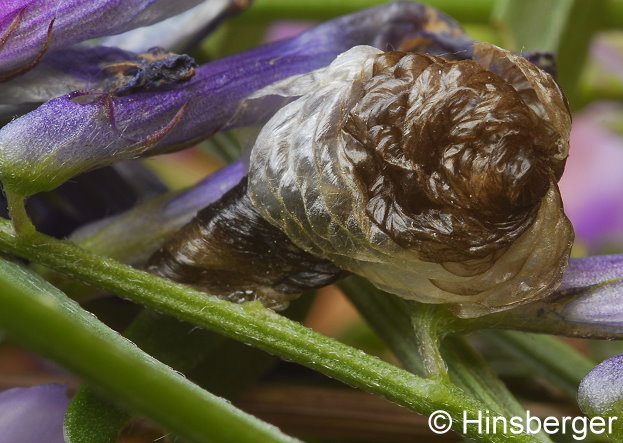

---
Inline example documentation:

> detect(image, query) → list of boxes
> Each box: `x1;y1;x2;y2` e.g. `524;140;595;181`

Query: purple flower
0;0;206;78
1;45;196;122
0;384;70;443
0;1;470;197
578;355;623;440
482;254;623;339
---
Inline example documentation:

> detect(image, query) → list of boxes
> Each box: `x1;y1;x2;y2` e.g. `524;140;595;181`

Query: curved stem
409;304;450;380
4;190;35;236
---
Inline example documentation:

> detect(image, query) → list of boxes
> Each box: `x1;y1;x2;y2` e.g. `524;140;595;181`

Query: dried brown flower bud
247;43;573;317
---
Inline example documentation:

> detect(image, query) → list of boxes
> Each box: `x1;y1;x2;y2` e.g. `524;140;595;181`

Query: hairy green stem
409;304;450;380
4;190;35;236
0;257;296;443
0;219;537;442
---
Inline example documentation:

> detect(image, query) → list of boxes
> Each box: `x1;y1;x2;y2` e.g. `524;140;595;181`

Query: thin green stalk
493;0;605;108
410;304;450;380
338;278;425;374
4;190;35;236
0;219;538;443
486;331;595;399
65;310;229;443
0;257;297;443
443;338;552;443
67;296;315;440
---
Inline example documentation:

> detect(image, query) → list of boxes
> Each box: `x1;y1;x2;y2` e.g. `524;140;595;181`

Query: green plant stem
67;297;311;441
338;278;425;375
4;190;35;236
409;304;450;380
0;219;538;443
443;337;528;419
0;257;296;443
486;331;595;399
65;310;230;443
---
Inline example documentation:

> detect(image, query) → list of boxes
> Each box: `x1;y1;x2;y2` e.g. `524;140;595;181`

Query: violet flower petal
0;1;469;196
579;354;623;440
559;255;623;291
0;384;70;443
556;255;623;332
2;45;158;105
478;254;623;339
0;44;197;125
560;279;623;327
0;0;205;76
72;161;245;263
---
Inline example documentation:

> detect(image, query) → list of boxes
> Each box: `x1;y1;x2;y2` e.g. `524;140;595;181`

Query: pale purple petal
579;355;623;418
555;255;623;331
478;254;623;338
2;45;152;105
0;0;205;76
0;2;469;196
0;384;70;443
72;161;245;263
559;255;623;291
561;279;623;327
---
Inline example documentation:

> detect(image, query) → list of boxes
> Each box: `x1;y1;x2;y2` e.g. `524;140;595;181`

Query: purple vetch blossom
0;384;70;443
557;255;623;330
1;0;246;122
1;44;196;118
72;161;245;263
0;0;207;78
0;1;470;197
578;354;623;440
480;254;623;339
